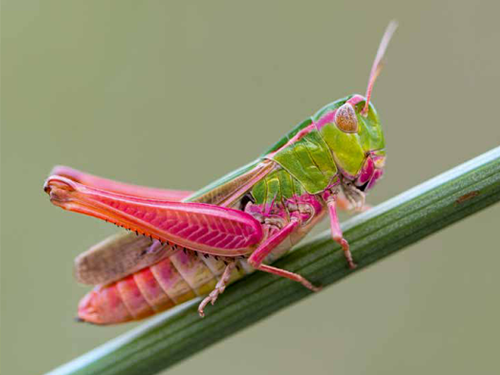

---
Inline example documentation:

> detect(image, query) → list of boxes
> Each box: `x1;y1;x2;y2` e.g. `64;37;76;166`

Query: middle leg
325;194;356;269
198;262;236;317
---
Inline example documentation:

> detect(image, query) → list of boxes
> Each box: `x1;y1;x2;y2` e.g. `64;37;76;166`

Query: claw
198;291;218;317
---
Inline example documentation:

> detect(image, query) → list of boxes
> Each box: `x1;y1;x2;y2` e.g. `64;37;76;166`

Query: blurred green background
2;1;500;374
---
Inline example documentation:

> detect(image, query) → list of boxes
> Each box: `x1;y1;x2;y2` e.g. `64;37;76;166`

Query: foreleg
336;193;371;212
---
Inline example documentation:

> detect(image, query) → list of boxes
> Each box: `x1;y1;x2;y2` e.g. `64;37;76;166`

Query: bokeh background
2;1;500;374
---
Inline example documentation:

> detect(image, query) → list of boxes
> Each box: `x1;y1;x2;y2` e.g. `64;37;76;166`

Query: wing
74;233;174;285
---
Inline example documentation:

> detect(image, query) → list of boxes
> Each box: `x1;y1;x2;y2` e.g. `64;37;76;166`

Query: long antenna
361;21;398;116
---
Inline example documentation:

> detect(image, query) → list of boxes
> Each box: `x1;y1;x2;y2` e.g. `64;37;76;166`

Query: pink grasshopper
44;22;396;324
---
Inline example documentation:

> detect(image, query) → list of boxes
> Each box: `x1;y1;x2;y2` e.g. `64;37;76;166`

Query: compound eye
334;103;358;133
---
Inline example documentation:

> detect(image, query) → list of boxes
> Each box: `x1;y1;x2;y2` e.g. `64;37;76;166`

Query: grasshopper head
331;95;386;192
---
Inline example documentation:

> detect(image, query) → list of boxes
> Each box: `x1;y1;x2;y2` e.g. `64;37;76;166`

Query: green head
315;95;385;192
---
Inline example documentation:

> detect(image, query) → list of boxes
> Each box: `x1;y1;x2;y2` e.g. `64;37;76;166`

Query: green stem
47;147;500;375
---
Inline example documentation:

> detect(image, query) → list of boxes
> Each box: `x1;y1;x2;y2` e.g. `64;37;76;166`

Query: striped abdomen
78;248;251;324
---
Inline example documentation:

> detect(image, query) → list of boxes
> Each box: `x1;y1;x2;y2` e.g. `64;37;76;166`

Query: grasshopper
44;22;397;324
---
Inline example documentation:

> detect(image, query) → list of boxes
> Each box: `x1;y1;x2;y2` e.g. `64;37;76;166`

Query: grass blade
46;146;500;375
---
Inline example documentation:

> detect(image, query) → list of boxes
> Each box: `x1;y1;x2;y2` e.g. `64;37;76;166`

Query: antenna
361;21;398;116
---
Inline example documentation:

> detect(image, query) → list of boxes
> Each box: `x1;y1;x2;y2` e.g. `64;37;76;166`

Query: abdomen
77;248;252;324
